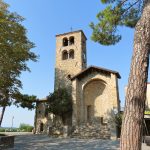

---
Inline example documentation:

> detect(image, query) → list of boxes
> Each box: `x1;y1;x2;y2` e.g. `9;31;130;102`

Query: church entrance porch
71;66;120;139
83;79;107;124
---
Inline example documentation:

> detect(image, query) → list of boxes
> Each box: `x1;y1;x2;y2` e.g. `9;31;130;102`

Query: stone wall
35;101;69;136
35;101;54;134
55;31;87;90
72;69;120;139
72;71;120;126
0;135;15;149
72;124;111;139
34;30;120;139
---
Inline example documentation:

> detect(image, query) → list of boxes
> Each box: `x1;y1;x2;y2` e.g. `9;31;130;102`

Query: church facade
34;30;121;139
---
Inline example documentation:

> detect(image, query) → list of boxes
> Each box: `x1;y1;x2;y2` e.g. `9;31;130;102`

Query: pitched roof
71;65;121;80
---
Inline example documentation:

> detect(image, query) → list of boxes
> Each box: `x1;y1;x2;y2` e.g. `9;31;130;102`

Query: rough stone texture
34;101;68;137
55;30;87;90
34;30;120;139
0;135;15;149
34;100;55;134
72;70;120;134
72;123;111;139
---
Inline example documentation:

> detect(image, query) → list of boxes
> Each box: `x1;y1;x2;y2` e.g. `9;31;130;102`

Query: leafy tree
0;0;7;11
47;88;72;125
90;0;150;149
0;1;38;126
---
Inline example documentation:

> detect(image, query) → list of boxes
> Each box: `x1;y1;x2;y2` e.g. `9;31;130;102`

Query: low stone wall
0;135;15;149
72;124;111;139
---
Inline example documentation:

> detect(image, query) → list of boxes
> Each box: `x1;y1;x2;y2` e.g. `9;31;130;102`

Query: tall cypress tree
90;0;150;149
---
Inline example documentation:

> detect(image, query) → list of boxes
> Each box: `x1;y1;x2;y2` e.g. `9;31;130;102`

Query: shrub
113;113;123;127
0;128;18;132
19;123;33;132
0;128;5;132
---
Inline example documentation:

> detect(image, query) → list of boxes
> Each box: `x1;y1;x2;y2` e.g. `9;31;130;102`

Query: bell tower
55;30;87;89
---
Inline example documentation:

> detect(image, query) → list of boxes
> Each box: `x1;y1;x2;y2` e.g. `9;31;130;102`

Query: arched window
62;50;68;60
69;49;74;59
63;37;68;46
69;36;74;45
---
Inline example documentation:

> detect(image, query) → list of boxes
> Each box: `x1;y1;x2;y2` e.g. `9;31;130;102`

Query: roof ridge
71;65;121;80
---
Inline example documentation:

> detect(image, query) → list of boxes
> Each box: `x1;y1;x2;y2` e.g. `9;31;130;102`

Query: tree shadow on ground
8;134;120;150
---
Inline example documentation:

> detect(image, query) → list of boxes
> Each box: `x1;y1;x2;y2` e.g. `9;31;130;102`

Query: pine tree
90;0;150;149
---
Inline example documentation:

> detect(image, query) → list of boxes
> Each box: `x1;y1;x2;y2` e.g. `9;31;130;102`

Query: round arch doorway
83;79;107;123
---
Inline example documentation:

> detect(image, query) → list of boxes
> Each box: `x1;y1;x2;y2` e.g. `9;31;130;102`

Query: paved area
5;133;150;150
8;134;119;150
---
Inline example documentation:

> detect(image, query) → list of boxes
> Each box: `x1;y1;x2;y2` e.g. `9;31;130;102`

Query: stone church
34;30;121;139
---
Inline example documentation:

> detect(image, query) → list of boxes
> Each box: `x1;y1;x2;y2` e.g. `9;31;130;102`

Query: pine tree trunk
120;1;150;149
0;106;6;127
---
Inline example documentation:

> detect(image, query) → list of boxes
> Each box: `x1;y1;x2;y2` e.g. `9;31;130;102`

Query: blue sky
2;0;136;127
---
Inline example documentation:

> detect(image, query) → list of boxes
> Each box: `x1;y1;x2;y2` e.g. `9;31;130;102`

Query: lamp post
11;116;14;130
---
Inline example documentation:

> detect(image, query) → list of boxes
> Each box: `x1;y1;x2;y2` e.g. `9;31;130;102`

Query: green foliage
47;88;72;117
90;0;143;45
113;113;123;127
101;0;116;4
0;1;38;107
0;127;18;132
13;93;37;110
0;128;5;132
19;123;33;132
0;0;8;11
0;126;33;132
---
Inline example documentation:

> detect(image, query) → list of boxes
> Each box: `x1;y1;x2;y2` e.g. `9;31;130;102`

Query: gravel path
5;134;150;150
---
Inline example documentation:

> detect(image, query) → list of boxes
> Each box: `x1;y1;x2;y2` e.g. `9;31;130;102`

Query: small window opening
69;36;74;45
67;74;71;80
62;50;68;60
63;37;68;46
69;49;74;59
38;110;41;114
